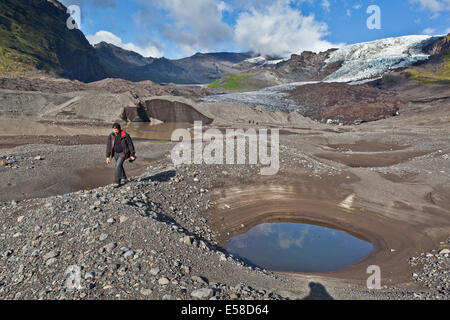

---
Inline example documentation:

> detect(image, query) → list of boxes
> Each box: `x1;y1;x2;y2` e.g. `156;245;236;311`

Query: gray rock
140;288;152;296
123;250;135;259
45;258;58;266
158;277;170;285
104;242;117;252
191;288;214;299
191;276;209;285
150;268;160;276
183;236;192;246
43;250;60;261
132;263;141;272
85;272;95;280
2;250;13;258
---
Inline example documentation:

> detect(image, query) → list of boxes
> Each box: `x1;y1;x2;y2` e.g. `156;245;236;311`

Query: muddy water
315;151;430;168
0;116;112;136
226;222;373;273
0;116;184;195
126;122;192;142
0;116;195;149
325;141;410;152
208;172;450;284
75;161;151;191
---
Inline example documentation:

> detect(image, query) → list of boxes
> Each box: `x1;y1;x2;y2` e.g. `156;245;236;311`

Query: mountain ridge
0;0;107;82
93;41;252;84
0;0;448;86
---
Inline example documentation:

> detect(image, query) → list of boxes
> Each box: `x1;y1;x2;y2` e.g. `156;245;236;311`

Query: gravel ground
0;133;448;300
0;153;305;300
0;142;172;202
0;111;449;300
408;238;450;300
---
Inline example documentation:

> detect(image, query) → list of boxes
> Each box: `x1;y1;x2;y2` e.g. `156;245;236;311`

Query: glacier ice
201;81;317;113
323;35;433;83
204;35;439;112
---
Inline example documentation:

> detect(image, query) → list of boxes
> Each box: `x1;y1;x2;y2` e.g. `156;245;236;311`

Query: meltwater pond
226;222;373;273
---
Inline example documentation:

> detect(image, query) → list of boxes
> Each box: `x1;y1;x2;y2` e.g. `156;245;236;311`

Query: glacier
323;35;433;83
201;82;317;113
203;35;438;112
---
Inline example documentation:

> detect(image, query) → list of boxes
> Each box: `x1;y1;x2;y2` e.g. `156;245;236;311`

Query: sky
59;0;450;59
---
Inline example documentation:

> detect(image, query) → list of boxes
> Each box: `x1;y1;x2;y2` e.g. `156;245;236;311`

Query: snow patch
245;56;268;64
244;56;287;67
266;59;285;65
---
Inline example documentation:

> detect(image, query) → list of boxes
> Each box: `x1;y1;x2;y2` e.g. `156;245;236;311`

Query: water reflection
226;222;373;273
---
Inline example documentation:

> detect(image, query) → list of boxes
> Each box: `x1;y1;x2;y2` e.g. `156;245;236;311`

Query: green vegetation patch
0;47;31;72
208;73;253;90
405;52;450;84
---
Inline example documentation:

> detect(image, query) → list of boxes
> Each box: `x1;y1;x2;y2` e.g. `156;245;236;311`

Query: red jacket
106;130;136;159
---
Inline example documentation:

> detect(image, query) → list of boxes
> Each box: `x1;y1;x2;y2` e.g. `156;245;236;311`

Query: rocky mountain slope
93;42;155;81
0;0;107;82
171;52;252;84
288;82;402;125
1;0;445;87
204;34;450;125
0;0;251;84
94;42;251;84
272;49;341;82
403;34;450;84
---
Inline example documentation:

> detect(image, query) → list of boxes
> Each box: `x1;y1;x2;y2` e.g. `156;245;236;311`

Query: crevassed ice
201;81;317;112
323;35;433;83
203;35;438;111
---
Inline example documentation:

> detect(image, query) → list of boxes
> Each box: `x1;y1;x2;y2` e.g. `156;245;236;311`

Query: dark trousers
114;153;127;183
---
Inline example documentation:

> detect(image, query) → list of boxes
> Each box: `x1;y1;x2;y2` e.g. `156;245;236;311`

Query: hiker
106;123;136;188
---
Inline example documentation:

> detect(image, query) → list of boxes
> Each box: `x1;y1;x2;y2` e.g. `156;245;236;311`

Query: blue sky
60;0;450;59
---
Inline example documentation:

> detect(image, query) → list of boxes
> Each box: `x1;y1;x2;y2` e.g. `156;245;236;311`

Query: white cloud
217;0;232;12
234;2;340;58
410;0;450;12
422;27;436;34
278;227;309;249
321;0;331;12
446;28;450;33
86;30;163;57
157;0;233;55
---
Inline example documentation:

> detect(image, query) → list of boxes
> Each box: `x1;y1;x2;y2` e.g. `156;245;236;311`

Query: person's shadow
303;282;334;300
139;169;176;183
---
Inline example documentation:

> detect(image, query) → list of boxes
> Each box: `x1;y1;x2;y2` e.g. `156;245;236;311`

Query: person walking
106;123;136;188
